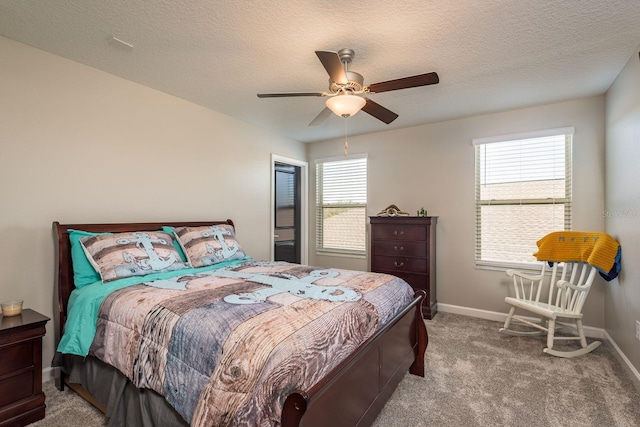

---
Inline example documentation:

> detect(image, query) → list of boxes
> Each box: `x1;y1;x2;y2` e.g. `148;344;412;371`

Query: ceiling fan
257;48;439;126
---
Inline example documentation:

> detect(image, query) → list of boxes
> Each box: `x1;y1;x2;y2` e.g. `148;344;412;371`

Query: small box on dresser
0;309;49;426
370;216;437;319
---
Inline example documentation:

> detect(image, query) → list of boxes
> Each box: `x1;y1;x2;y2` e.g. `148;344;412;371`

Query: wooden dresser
370;216;437;319
0;309;49;426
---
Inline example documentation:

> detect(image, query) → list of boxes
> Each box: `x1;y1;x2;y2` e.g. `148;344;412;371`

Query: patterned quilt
88;260;415;426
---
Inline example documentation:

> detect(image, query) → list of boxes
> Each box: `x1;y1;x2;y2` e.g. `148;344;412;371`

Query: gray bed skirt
62;355;189;427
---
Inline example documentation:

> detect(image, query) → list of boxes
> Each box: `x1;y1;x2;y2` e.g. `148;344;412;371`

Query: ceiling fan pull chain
344;117;349;156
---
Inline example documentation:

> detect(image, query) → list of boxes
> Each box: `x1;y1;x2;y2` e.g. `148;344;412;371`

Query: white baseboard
603;330;640;384
437;303;605;338
436;303;640;385
42;366;55;383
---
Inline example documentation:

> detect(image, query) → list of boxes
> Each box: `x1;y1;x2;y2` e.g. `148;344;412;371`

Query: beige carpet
373;313;640;427
34;313;640;426
33;381;106;426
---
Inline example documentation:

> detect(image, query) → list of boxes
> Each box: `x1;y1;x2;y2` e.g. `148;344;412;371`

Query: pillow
68;229;110;288
173;224;247;268
80;231;190;283
161;226;189;263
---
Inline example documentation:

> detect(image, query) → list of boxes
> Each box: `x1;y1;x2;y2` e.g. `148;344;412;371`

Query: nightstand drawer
0;370;34;407
372;256;427;273
372;240;427;257
0;309;49;426
372;224;427;241
0;341;34;377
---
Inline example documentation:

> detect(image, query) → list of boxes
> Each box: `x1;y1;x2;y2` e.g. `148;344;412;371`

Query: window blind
315;155;367;254
474;128;573;268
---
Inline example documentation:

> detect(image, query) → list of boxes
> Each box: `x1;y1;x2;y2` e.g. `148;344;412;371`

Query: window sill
315;250;367;260
475;261;543;274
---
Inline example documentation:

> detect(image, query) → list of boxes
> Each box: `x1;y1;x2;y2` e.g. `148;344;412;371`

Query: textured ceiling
1;1;640;143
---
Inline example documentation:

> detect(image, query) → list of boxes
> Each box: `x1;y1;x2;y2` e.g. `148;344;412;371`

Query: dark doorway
274;162;301;263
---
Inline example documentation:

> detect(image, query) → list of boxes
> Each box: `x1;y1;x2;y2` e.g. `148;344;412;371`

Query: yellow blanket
533;231;621;277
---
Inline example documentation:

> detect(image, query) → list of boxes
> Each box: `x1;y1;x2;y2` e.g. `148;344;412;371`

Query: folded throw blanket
533;231;621;281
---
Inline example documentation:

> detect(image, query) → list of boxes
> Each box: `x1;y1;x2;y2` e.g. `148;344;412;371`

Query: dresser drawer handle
393;246;404;251
393;230;404;236
394;261;404;268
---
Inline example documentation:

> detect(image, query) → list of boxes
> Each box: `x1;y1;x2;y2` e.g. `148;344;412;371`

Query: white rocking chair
499;261;601;358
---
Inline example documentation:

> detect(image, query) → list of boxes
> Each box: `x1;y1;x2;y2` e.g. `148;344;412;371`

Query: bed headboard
53;219;234;340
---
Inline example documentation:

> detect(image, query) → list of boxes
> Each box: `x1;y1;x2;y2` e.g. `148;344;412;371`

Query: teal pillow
68;229;110;288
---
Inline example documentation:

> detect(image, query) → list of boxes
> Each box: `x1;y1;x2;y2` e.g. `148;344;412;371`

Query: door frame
270;154;308;264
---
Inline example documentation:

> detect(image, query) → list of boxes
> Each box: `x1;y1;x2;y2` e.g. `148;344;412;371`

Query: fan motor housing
330;71;364;93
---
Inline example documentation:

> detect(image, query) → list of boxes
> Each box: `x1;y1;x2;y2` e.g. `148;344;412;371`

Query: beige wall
3;32;625;375
604;48;640;373
308;96;606;326
0;37;306;368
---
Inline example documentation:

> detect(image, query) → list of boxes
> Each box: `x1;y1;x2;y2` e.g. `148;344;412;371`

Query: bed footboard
282;291;427;427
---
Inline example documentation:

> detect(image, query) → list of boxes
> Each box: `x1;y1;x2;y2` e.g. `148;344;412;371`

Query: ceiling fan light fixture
325;94;366;118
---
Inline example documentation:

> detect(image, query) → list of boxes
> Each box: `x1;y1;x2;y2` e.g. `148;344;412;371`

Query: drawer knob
393;246;405;251
394;261;405;268
393;230;404;236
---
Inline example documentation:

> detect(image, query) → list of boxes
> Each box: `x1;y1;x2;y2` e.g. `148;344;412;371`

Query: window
315;155;367;255
474;127;573;268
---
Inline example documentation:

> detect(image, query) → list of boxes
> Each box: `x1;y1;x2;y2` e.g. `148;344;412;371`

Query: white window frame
473;127;573;270
315;154;368;257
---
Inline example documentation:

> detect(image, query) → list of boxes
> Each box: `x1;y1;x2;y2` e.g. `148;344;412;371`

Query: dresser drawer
391;272;428;292
373;256;427;273
372;240;427;257
0;341;34;377
0;370;34;407
372;224;427;241
373;271;428;296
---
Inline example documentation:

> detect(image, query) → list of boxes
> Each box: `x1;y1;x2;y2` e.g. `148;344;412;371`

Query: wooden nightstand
0;309;49;426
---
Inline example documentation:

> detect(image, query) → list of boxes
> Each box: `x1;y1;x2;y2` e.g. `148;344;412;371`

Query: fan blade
309;107;333;126
361;98;399;124
315;51;348;84
367;72;439;93
257;92;324;98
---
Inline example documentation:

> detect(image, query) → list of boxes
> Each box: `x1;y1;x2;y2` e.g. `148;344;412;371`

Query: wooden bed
53;219;428;426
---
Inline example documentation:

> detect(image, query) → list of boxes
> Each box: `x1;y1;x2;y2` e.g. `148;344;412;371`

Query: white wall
308;96;606;326
604;48;640;373
0;37;306;368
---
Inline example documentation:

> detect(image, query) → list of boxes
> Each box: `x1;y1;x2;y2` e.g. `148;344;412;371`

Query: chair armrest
556;279;591;291
506;269;543;281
